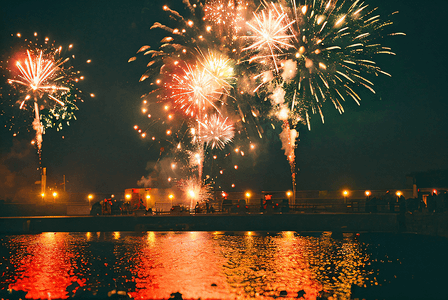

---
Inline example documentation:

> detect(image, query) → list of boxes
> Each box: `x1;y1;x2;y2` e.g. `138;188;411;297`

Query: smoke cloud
281;59;297;81
0;139;40;202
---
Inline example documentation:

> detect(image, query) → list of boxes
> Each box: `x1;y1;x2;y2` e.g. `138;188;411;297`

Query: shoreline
1;212;446;237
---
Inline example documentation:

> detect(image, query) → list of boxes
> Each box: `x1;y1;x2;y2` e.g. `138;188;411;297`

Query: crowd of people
365;191;447;214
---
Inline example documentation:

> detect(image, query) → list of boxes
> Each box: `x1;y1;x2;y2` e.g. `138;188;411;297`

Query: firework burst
163;62;225;118
247;0;405;129
177;177;213;209
4;33;88;154
243;2;295;71
200;114;235;149
133;0;403;194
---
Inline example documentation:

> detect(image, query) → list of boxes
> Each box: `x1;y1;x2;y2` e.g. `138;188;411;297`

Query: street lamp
245;191;251;204
286;191;292;205
396;191;402;197
146;194;151;208
88;194;93;207
52;192;58;203
343;190;349;204
169;194;174;207
41;193;45;201
125;194;131;201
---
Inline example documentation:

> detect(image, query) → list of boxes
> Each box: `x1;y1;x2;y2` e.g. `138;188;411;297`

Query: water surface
0;232;446;299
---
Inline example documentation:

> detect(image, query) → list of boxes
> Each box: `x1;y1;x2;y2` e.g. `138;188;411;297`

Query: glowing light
178;177;212;208
245;192;251;198
396;191;402;197
343;190;349;197
88;194;93;200
125;194;131;200
365;190;371;197
286;191;292;197
234;165;238;169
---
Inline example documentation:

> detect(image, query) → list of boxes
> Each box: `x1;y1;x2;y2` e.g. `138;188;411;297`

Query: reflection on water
0;231;446;299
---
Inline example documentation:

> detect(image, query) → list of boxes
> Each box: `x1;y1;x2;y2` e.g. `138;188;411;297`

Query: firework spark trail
280;121;298;196
32;102;43;150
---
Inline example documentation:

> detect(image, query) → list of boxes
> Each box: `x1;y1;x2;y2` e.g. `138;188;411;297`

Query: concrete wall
0;213;398;234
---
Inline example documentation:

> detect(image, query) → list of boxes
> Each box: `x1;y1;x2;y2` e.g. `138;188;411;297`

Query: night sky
1;0;447;200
